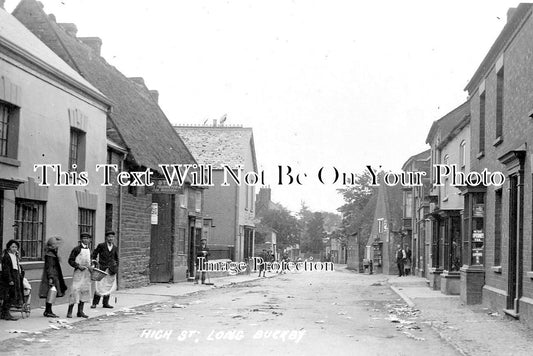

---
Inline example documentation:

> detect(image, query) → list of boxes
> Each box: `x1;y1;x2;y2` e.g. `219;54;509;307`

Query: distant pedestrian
396;245;406;277
404;245;412;276
281;253;289;274
67;232;93;318
1;240;24;321
91;231;119;309
39;237;68;318
258;249;267;277
195;238;210;284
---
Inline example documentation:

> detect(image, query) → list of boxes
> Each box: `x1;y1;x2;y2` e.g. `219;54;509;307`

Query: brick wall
468;10;533;321
105;152;152;289
118;189;151;288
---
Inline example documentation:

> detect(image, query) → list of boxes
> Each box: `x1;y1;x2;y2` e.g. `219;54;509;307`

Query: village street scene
2;0;533;355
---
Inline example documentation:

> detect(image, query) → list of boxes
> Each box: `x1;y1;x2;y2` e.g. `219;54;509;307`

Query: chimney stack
149;90;159;103
79;37;102;56
507;7;517;22
129;77;145;86
212;119;217;127
0;1;6;10
259;187;272;203
59;23;78;37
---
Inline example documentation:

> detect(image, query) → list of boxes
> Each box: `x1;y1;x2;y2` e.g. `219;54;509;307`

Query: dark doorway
188;217;197;279
243;227;254;261
0;190;3;249
149;194;174;283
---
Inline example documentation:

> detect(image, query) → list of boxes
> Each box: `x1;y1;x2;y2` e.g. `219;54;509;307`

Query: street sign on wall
151;203;158;225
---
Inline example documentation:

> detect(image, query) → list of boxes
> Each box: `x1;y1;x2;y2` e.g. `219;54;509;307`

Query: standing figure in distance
404;244;412;276
396;244;406;277
67;232;93;318
258;249;267;277
39;236;68;317
91;231;119;309
195;238;210;284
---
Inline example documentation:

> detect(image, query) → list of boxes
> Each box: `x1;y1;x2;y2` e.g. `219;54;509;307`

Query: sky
4;0;521;214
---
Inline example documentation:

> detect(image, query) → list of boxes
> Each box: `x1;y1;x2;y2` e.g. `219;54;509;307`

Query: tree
337;170;382;251
306;212;325;254
321;212;342;234
297;201;314;251
256;206;300;250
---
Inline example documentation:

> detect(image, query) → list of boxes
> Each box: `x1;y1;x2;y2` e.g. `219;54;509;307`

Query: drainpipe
234;183;239;261
116;151;126;290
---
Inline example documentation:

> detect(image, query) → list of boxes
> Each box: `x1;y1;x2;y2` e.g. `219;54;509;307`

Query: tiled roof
0;8;104;100
425;101;470;146
174;126;257;170
13;0;196;171
401;149;430;171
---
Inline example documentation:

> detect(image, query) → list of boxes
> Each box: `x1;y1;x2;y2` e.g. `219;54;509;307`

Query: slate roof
0;7;105;102
13;0;196;171
364;183;403;246
401;149;430;171
174;125;257;171
425;101;470;147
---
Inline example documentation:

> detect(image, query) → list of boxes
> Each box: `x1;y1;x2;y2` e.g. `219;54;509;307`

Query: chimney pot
507;7;517;22
213;119;217;127
149;90;159;103
129;77;145;86
79;37;102;56
59;23;78;37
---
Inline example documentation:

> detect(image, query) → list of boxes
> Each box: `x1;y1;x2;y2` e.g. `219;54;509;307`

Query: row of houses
0;0;258;302
352;4;533;329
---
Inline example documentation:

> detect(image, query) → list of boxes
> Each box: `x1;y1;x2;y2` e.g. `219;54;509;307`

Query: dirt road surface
0;268;457;356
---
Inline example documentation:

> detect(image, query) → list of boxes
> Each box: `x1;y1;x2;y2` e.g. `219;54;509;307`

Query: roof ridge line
43;11;84;77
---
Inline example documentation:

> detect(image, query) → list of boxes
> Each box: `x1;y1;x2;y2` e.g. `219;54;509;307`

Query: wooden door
188;218;197;279
150;194;174;282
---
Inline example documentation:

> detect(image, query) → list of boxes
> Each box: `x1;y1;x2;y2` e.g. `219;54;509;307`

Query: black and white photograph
1;0;533;355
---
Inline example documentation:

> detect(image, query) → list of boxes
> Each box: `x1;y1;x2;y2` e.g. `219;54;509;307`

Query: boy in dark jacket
39;236;68;317
91;231;119;308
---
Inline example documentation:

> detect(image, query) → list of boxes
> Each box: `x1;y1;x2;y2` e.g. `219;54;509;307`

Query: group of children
0;231;118;321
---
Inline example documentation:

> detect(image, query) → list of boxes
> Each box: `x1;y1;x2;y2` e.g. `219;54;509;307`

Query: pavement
387;274;533;356
0;271;275;342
